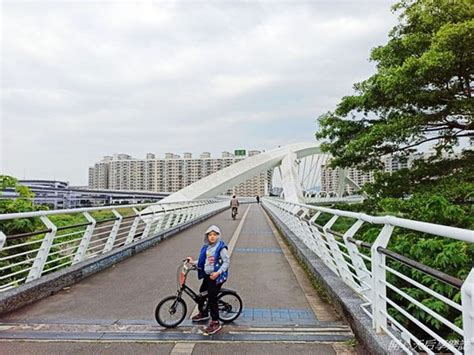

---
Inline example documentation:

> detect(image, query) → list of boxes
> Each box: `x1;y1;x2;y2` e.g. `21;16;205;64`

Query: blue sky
1;0;397;185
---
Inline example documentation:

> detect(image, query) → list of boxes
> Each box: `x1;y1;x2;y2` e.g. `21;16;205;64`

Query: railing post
125;208;141;245
72;212;96;264
300;220;320;256
461;268;474;354
180;204;190;223
152;206;166;235
140;210;155;239
183;204;191;223
174;207;184;226
371;224;394;333
189;203;199;221
0;231;6;251
323;215;354;284
163;205;176;231
159;207;170;232
193;204;203;220
309;222;339;275
293;207;309;242
343;219;372;296
26;216;57;282
102;209;122;253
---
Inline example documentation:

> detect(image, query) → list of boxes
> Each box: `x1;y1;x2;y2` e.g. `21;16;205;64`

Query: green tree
0;176;48;288
0;175;45;235
314;0;474;340
316;0;473;170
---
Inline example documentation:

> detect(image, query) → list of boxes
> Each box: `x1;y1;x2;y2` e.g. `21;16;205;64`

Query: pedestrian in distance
256;195;260;204
230;195;239;220
186;225;230;335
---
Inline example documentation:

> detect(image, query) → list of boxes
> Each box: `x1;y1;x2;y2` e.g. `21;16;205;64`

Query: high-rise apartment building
321;153;419;194
382;154;418;174
89;150;272;197
321;166;375;195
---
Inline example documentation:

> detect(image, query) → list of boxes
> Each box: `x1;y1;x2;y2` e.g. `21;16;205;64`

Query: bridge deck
0;204;355;354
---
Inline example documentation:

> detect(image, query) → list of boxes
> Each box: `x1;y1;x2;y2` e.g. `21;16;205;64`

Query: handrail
0;199;219;221
377;246;464;289
262;197;474;355
0;198;229;292
270;198;474;243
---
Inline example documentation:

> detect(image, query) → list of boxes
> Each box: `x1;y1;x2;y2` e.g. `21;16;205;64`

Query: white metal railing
263;197;474;354
0;199;228;292
304;195;365;205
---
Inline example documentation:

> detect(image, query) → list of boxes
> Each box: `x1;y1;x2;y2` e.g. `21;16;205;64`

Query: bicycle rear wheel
217;291;242;323
155;296;187;328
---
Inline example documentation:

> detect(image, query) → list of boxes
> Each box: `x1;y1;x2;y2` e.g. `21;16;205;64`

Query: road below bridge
0;204;355;354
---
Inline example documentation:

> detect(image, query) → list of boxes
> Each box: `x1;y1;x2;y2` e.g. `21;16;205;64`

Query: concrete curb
0;206;228;316
263;204;397;355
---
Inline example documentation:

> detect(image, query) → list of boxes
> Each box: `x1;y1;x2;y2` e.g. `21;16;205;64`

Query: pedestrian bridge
0;143;473;354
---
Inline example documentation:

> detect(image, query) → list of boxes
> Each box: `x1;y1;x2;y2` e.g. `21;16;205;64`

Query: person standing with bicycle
186;225;230;335
230;195;239;219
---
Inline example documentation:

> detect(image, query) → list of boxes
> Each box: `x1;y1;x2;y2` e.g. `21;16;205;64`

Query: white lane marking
190;204;251;318
170;342;195;354
227;204;251;256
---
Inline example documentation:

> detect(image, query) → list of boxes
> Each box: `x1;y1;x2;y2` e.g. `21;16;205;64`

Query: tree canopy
316;0;474;170
315;2;474;338
0;175;44;235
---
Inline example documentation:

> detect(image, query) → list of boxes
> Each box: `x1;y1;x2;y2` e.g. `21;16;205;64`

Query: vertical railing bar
461;269;474;354
26;216;58;282
125;208;140;245
371;224;394;334
103;209;122;253
72;212;96;264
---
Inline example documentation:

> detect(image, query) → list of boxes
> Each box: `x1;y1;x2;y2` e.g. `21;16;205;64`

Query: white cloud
1;0;397;184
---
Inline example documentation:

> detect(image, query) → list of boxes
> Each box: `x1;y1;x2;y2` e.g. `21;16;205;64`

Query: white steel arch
159;142;322;204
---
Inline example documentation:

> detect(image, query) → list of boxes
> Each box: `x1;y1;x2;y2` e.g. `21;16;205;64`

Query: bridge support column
336;168;347;197
280;153;304;204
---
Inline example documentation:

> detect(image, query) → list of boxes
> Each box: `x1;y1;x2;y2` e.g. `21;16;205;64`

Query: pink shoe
204;321;222;335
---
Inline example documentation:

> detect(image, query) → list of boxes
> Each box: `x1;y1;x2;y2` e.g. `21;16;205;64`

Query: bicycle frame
179;284;207;304
156;260;242;327
175;261;207;308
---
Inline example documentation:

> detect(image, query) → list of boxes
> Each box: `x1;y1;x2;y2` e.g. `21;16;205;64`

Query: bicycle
231;207;238;220
155;259;243;328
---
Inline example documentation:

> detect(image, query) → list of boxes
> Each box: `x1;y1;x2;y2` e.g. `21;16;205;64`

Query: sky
1;0;397;186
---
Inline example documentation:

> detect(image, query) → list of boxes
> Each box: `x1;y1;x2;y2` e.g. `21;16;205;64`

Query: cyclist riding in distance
230;195;240;219
186;225;230;335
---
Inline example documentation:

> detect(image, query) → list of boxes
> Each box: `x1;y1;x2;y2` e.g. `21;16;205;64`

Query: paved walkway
0;204;355;354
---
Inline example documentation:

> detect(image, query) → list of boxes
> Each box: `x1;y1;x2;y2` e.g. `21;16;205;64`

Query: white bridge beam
280;153;304;203
159;143;321;204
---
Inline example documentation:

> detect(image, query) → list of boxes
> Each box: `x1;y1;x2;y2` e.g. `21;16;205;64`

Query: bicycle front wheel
155;296;187;328
217;291;242;323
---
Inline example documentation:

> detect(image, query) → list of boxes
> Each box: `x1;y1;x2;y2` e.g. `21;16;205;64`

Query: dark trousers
199;275;222;321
